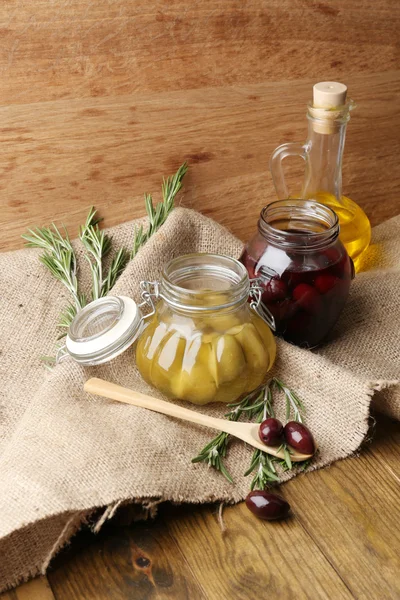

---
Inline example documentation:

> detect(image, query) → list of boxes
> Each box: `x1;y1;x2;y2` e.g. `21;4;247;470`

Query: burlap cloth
0;207;399;592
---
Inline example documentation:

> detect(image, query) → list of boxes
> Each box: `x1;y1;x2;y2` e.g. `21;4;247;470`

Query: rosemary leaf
284;445;292;470
274;378;305;423
296;455;315;472
244;451;262;477
101;247;130;297
218;459;235;485
40;355;57;367
58;303;79;330
132;224;145;257
191;430;233;482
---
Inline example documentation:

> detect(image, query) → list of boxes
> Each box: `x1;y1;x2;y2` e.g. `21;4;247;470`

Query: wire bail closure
56;344;69;364
138;280;159;319
249;279;276;331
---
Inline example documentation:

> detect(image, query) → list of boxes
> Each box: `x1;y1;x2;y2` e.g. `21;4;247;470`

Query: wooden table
1;1;400;598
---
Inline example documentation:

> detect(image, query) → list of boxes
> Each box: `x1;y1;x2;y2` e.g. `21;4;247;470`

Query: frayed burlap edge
0;511;89;593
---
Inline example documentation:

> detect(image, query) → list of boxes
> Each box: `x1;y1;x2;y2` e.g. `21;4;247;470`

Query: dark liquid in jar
240;230;353;348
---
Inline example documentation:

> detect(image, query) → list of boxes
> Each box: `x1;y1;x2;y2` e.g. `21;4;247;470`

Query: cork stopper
310;81;348;134
313;82;347;108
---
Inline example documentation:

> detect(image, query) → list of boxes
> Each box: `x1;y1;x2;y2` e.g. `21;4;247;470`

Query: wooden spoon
84;378;313;462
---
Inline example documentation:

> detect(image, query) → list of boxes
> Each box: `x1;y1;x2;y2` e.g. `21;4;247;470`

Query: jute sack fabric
0;207;399;592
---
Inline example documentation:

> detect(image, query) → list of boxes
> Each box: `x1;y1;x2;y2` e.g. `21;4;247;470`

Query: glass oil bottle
270;81;371;271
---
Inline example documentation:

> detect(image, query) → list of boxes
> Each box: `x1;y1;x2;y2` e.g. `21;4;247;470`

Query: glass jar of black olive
240;199;354;348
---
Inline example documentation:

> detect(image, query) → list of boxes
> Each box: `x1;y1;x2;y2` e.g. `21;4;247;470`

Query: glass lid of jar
57;283;159;366
63;296;142;365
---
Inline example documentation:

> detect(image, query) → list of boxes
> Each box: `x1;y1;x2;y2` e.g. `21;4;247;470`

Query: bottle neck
302;101;353;203
302;117;347;202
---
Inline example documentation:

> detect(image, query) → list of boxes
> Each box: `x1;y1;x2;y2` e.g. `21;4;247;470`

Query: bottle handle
269;142;307;199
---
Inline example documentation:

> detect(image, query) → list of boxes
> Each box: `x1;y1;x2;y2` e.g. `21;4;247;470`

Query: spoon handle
84;377;233;432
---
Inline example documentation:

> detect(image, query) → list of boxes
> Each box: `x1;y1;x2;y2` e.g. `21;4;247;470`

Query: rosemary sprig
57;296;86;334
79;207;131;302
245;380;308;486
192;378;310;488
22;223;82;311
191;430;235;484
242;381;289;489
245;449;280;491
131;162;188;259
101;247;130;297
190;398;250;484
276;443;293;471
79;207;112;301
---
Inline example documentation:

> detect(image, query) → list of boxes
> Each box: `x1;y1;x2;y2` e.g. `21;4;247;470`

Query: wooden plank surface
46;503;354;600
0;577;55;600
1;0;400;598
48;515;207;600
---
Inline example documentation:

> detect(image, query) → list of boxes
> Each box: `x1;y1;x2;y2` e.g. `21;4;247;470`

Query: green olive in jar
209;334;246;385
169;337;218;404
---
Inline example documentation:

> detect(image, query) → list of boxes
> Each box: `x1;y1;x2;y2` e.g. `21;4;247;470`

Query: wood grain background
1;0;400;598
1;0;399;251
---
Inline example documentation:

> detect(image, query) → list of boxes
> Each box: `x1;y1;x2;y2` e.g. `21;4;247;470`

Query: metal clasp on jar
249;279;276;331
138;280;160;319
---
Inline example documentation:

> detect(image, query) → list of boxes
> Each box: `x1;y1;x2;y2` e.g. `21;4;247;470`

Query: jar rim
161;253;250;312
258;199;340;251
